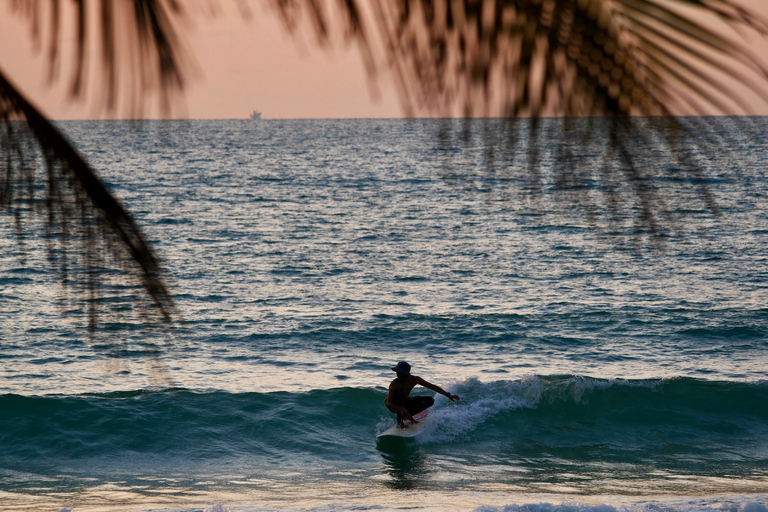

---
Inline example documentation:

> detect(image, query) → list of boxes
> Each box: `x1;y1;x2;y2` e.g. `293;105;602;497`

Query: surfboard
376;410;430;439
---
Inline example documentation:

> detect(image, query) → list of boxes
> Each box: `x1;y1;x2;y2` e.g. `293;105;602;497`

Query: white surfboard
376;410;430;439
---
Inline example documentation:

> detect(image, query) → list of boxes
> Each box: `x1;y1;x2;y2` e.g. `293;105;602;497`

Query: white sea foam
417;376;544;442
204;504;232;512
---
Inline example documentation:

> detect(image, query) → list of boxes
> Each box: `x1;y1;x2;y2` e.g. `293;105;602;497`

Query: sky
2;1;768;120
0;3;403;120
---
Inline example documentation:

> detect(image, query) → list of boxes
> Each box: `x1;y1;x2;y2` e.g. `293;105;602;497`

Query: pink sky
2;2;768;120
0;3;403;120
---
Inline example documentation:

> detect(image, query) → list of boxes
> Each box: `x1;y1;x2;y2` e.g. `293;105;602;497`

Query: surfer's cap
391;361;411;376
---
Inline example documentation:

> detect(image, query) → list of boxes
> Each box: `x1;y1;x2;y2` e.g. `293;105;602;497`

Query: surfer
386;361;460;428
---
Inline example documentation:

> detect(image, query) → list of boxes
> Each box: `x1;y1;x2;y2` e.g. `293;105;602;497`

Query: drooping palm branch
0;68;179;330
1;0;187;329
269;0;768;116
271;0;768;244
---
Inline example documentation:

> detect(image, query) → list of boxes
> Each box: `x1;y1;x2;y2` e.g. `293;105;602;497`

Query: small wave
677;326;766;338
2;377;767;470
390;374;768;473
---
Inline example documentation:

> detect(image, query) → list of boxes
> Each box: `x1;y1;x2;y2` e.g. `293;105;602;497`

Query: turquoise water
0;119;767;511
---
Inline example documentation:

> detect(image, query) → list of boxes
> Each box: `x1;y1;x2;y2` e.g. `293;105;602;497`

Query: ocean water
0;118;767;512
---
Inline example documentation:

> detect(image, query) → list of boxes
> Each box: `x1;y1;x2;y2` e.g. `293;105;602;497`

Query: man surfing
385;361;460;428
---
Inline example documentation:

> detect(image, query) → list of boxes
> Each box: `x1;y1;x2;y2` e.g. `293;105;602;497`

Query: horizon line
45;113;768;122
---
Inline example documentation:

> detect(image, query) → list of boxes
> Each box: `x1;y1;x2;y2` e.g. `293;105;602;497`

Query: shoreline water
3;492;768;512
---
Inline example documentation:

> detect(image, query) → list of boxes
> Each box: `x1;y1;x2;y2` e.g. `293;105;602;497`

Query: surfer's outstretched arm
415;377;460;402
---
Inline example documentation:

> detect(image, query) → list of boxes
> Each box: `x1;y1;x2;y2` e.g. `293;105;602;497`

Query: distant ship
250;110;262;121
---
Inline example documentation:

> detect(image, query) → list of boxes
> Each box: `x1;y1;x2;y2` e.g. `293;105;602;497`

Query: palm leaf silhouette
1;0;187;329
273;0;768;244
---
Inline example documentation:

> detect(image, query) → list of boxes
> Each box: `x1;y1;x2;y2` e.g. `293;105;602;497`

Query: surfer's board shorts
386;395;435;422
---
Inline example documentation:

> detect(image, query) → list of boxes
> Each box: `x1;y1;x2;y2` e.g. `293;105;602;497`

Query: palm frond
0;67;177;330
270;0;768;245
1;0;188;329
10;0;189;114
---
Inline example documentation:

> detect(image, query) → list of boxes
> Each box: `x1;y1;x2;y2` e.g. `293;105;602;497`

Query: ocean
0;118;766;512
